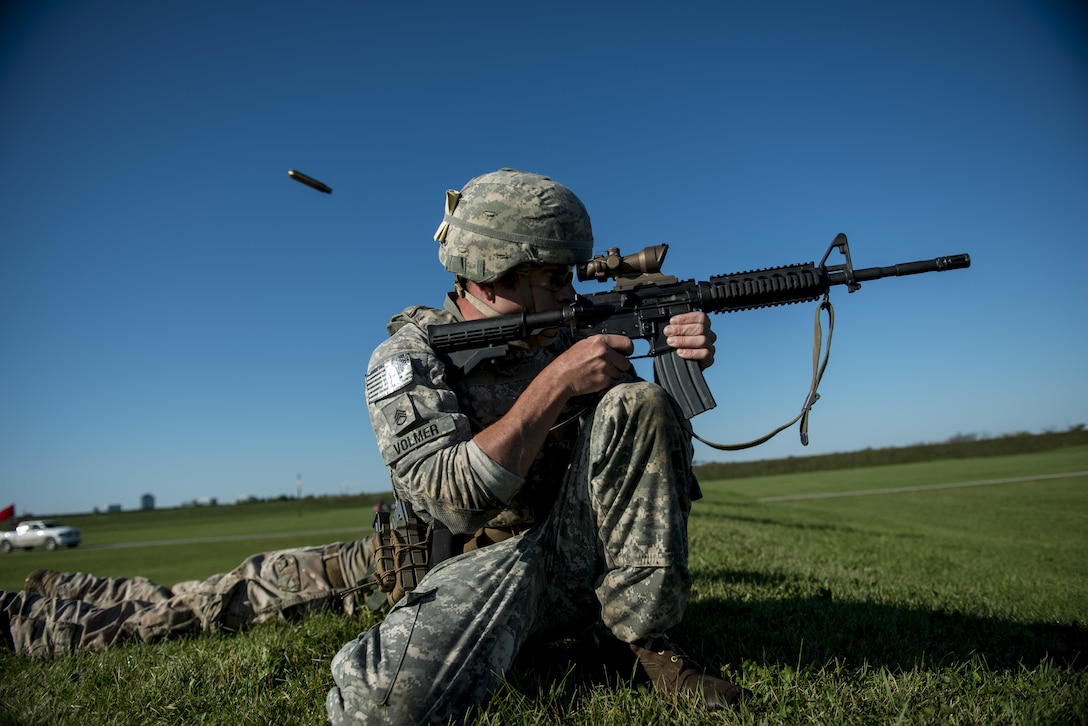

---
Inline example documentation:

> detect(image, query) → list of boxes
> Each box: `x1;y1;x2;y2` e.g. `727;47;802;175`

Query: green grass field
1;449;1085;724
0;496;378;590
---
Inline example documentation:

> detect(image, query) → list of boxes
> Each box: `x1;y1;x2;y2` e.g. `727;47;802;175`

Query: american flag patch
366;352;414;403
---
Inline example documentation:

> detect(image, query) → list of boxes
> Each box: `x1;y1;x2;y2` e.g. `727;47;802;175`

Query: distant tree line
235;492;393;507
692;424;1088;481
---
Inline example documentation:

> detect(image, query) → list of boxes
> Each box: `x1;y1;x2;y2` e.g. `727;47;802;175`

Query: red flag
0;504;14;522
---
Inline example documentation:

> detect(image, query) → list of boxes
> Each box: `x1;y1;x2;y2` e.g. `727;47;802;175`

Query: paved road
757;470;1088;502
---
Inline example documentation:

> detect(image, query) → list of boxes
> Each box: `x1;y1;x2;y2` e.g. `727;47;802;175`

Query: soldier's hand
553;334;634;396
664;312;716;370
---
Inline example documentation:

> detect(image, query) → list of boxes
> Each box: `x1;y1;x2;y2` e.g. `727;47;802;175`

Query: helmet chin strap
463;289;506;318
456;278;508;319
457;272;537;318
514;268;536;313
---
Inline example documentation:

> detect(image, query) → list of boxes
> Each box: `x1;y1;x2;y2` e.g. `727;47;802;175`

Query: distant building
106;504;122;513
141;493;155;510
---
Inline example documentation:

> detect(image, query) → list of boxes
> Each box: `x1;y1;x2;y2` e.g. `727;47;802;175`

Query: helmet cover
434;168;594;282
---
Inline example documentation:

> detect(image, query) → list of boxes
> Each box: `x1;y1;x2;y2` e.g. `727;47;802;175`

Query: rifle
427;233;970;449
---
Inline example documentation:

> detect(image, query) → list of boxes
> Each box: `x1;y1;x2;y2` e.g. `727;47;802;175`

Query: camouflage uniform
0;536;376;659
326;298;701;724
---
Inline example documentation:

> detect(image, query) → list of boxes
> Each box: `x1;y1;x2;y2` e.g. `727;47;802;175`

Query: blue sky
2;0;1085;517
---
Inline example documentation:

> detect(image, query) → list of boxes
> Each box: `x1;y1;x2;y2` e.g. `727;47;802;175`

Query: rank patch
380;394;420;436
366;352;414;403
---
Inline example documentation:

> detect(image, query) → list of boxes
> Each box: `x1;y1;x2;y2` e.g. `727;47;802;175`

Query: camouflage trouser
0;536;376;659
327;381;700;725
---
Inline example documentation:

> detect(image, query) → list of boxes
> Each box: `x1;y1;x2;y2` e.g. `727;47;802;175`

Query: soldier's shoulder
386;305;457;336
369;305;454;365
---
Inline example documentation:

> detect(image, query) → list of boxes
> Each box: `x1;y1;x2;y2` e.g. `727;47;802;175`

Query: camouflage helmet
434;168;594;283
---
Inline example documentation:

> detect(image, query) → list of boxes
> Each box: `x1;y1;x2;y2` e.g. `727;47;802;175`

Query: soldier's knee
599;381;680;426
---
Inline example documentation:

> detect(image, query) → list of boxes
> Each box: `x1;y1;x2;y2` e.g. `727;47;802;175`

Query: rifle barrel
849;253;971;283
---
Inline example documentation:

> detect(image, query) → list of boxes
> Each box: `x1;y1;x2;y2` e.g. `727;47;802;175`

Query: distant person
0;536;378;658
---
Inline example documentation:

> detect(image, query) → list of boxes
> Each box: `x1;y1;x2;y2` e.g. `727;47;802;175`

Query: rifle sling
694;295;834;451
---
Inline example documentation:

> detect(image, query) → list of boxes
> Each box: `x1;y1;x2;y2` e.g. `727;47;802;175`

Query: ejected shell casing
288;169;333;194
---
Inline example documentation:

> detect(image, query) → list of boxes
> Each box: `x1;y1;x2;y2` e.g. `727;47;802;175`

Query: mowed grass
1;450;1086;724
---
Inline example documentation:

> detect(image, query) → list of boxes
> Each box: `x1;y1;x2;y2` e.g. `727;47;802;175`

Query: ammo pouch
371;501;453;606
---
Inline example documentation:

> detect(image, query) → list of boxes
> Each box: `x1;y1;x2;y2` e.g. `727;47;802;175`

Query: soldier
326;169;747;725
0;537;376;658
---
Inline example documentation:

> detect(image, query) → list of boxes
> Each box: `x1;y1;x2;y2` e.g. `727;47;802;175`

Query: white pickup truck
0;520;82;553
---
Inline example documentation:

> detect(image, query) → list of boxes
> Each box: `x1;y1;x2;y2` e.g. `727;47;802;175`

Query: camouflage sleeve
366;314;524;534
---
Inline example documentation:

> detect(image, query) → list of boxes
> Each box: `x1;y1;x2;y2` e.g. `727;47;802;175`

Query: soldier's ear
473;281;497;302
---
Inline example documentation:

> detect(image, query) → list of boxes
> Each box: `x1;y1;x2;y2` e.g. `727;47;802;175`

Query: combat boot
630;636;749;709
23;569;62;598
